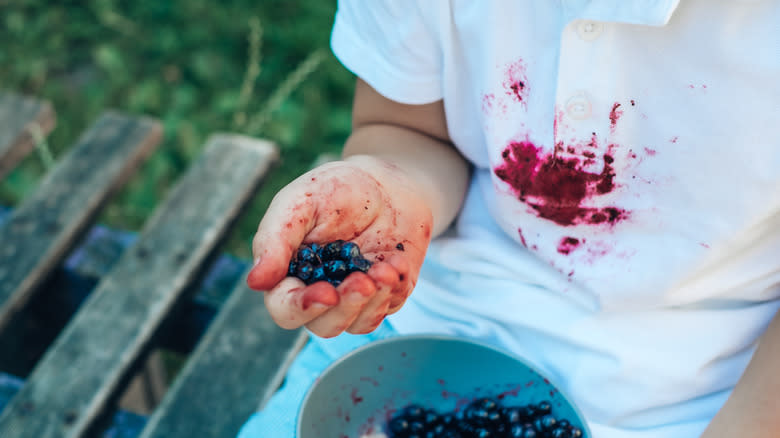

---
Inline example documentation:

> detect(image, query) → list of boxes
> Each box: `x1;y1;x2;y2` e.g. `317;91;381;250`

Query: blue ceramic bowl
297;334;590;437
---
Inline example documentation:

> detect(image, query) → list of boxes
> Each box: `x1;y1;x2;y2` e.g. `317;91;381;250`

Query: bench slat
0;134;278;438
140;281;307;438
0;92;56;179
0;112;162;332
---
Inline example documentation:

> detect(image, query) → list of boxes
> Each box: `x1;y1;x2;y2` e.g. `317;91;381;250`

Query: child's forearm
700;310;780;437
341;79;471;238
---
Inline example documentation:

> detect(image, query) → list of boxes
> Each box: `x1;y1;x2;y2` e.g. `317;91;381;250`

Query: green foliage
0;0;355;258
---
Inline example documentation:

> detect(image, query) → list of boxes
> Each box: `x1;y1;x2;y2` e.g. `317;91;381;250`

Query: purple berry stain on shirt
503;58;529;106
609;102;623;133
494;140;627;226
517;228;528;247
557;237;581;255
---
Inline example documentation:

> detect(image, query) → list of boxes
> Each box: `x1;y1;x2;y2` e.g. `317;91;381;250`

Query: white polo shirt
331;1;780;437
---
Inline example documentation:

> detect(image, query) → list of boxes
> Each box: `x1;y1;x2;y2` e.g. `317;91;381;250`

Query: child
240;1;780;437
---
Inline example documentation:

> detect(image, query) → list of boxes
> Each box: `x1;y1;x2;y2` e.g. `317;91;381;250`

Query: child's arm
344;78;470;239
700;310;780;437
247;79;470;338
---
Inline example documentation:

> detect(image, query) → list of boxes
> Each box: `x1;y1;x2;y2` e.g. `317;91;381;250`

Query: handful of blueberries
385;398;584;438
288;240;373;287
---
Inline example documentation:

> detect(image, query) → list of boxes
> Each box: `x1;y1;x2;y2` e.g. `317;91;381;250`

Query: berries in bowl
296;335;590;437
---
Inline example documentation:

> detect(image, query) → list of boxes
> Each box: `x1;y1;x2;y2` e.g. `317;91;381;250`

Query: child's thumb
247;198;315;291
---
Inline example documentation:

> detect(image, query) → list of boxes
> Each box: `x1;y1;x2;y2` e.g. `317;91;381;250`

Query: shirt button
565;93;592;120
576;20;604;41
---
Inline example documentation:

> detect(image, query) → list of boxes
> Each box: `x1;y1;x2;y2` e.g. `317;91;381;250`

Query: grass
0;0;355;259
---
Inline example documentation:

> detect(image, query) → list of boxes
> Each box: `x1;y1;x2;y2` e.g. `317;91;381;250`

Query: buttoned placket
552;19;612;174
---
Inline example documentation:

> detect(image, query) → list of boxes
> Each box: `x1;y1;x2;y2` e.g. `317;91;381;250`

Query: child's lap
236;321;398;438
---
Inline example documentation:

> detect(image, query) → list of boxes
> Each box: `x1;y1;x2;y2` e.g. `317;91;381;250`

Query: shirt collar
562;0;682;26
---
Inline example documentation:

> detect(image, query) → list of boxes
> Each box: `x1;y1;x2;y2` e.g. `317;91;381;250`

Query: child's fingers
304;273;376;338
368;253;414;312
346;279;393;334
247;192;316;291
263;278;339;329
339;257;407;333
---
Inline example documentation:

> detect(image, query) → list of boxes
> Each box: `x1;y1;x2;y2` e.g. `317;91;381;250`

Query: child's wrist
342;154;435;224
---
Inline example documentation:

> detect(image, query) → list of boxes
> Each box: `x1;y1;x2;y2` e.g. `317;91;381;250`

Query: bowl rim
295;333;591;437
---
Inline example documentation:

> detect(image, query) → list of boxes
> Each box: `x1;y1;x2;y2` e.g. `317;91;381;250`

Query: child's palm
247;160;432;337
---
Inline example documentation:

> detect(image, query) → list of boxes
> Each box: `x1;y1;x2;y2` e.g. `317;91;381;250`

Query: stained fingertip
388;281;413;310
246;257;291;291
366;261;399;286
337;272;376;297
347;310;388;335
386;253;411;277
301;282;340;310
246;263;268;291
271;302;331;330
307;324;345;339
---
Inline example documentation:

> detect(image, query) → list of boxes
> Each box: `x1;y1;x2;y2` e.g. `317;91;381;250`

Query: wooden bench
0;92;308;438
0;92;56;180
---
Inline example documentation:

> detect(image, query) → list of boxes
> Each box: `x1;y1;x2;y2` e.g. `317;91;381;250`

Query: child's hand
246;156;433;338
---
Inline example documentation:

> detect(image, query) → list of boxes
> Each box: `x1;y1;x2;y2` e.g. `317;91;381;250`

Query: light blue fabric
236;322;398;438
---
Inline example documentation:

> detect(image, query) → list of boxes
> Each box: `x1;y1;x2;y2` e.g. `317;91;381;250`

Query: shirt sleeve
330;0;444;105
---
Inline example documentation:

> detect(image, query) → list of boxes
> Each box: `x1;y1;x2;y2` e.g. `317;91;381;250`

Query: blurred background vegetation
0;0;355;259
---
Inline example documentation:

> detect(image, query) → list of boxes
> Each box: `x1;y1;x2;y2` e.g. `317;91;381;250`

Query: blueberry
295;261;314;282
509;424;535;438
558;419;570;429
409;420;425;434
492;422;508;436
422;410;440;427
309;242;321;257
288;260;297;276
549;426;571;438
476;398;499;412
321;240;345;261
503;406;523;426
457;422;477;435
541;414;557;430
533;414;556;432
472;427;493;438
464;407;490;425
339;241;362;260
309;265;327;284
399;404;426;421
519;405;538;421
424;423;445;438
464;397;506;430
296;246;320;264
324;259;349;280
347;256;372;273
537;401;552;415
570;427;583;438
440;414;456;426
388;417;411;436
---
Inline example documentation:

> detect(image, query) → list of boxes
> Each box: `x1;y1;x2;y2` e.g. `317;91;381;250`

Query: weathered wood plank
0;134;278;438
139;281;308;438
0;112;162;332
0;92;56;179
